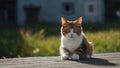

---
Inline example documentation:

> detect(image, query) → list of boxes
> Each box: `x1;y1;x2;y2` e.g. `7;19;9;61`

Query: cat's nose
70;34;73;38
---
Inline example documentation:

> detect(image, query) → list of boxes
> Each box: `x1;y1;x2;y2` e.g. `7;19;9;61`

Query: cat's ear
77;17;82;25
61;17;67;25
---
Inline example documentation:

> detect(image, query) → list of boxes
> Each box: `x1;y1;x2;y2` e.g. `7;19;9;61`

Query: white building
0;0;119;26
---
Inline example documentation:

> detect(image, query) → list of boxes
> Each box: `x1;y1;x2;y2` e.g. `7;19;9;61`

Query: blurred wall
17;0;104;25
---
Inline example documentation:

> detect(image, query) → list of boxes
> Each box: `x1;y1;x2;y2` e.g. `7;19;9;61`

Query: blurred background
0;0;120;59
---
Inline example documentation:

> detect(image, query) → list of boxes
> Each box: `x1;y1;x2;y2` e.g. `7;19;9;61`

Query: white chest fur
61;35;83;52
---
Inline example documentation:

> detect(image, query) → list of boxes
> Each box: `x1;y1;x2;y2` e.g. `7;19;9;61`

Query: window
84;2;97;16
62;3;74;14
88;4;94;13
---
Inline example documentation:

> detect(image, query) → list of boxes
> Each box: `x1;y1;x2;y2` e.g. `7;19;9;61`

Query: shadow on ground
75;58;117;66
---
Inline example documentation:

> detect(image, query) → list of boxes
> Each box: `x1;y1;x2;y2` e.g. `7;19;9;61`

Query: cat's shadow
71;57;117;66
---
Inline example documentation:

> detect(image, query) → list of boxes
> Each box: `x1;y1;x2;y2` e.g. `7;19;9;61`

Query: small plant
19;28;60;57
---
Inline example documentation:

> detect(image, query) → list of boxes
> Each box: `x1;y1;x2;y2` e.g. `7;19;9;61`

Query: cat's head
61;17;83;39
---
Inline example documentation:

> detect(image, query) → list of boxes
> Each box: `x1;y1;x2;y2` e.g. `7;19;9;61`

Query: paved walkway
0;53;120;68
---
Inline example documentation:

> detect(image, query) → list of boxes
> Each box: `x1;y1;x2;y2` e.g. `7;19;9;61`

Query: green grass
86;30;120;53
0;21;120;58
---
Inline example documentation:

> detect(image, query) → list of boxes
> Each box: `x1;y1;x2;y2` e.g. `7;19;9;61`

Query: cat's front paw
71;53;80;60
61;55;69;60
61;52;69;60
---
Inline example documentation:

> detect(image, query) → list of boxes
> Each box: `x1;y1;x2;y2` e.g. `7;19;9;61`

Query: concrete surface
0;53;120;68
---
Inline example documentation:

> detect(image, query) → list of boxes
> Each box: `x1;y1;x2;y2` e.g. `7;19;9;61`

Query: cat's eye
74;27;79;30
73;27;81;34
73;30;77;33
62;28;69;33
76;25;81;28
65;30;70;33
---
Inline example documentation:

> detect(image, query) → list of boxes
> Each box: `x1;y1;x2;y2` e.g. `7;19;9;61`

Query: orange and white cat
60;17;93;60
